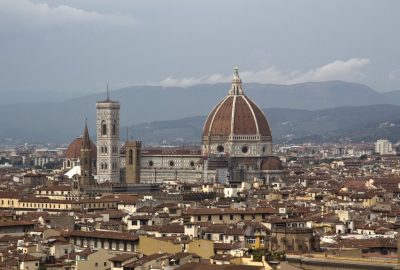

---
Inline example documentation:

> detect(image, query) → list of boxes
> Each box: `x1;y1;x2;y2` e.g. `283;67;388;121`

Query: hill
126;104;400;144
2;81;400;143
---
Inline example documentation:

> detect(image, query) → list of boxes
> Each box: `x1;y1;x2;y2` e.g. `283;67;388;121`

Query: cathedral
63;68;284;188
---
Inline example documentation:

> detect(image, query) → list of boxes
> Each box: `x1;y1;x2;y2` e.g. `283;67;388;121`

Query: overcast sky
1;0;400;98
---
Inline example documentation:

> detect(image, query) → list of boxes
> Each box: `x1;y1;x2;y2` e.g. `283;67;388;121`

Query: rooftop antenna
126;127;129;142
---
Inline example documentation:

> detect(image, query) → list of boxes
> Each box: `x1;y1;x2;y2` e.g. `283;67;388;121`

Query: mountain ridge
2;81;400;143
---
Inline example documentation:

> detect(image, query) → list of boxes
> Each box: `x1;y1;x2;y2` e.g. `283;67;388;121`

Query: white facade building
375;139;394;155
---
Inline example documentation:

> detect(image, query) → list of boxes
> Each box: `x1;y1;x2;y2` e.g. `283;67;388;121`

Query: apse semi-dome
202;68;272;157
260;156;283;171
65;136;97;160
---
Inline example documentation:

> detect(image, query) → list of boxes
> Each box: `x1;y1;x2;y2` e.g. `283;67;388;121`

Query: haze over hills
128;104;400;145
3;81;400;144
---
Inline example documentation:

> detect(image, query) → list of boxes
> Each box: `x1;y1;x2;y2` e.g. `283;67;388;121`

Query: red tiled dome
203;69;271;138
65;137;96;159
260;156;283;171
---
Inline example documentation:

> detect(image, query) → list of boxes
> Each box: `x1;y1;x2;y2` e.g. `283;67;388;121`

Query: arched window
112;123;116;135
129;149;133;165
67;160;71;167
101;121;107;136
104;146;107;153
104;163;108;170
101;163;104;170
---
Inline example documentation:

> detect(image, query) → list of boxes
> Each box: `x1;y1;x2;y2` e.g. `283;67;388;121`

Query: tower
80;120;94;186
125;140;142;184
96;89;121;183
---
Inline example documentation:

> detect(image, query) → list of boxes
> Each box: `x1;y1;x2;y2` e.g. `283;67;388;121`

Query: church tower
80;120;94;186
125;140;142;184
96;89;121;183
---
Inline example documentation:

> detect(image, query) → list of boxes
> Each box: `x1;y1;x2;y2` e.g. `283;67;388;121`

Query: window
95;262;98;267
101;122;107;135
230;214;234;220
219;215;223;220
169;160;174;167
104;262;107;266
129;149;133;165
242;146;248;153
246;238;256;244
112;124;116;135
149;160;154;167
217;145;224;152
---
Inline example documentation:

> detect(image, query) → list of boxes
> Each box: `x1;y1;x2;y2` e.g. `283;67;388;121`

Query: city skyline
1;2;400;268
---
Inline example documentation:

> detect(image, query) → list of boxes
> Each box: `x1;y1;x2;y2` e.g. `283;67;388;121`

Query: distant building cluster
375;139;395;155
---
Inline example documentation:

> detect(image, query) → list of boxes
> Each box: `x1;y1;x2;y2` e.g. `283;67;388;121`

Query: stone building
269;227;320;253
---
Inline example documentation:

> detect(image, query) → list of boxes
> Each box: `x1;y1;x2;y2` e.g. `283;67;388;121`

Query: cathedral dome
65;136;96;160
202;68;271;138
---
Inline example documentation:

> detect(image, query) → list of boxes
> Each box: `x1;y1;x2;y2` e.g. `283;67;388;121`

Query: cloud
0;0;138;33
157;58;371;87
389;69;400;81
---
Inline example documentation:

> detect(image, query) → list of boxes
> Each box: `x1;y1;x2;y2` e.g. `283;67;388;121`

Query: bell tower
96;87;121;183
80;120;94;186
125;140;142;184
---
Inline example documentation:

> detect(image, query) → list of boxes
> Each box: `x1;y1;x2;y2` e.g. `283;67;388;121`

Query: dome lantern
229;67;244;96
